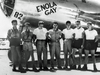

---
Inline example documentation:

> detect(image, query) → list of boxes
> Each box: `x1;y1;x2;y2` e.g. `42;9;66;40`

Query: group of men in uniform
7;20;99;73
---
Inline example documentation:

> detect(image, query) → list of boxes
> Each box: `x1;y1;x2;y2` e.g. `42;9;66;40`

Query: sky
0;9;12;38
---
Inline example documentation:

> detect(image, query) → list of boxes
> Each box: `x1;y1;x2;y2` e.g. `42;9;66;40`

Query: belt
75;38;82;40
24;41;31;42
37;39;46;41
64;38;72;41
51;39;59;42
23;40;31;42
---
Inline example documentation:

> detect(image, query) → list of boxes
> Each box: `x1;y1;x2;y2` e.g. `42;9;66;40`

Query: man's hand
95;39;98;43
81;45;84;49
95;35;99;42
33;41;36;46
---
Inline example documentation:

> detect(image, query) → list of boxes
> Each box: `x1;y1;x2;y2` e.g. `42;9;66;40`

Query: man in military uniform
47;22;62;71
82;23;98;71
33;21;48;71
72;21;84;70
21;22;38;72
7;20;25;72
62;21;74;70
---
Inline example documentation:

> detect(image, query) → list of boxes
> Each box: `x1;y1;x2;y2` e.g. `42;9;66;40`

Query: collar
66;27;71;30
13;27;17;30
38;27;43;29
76;26;81;29
25;29;30;32
88;29;93;31
53;28;59;31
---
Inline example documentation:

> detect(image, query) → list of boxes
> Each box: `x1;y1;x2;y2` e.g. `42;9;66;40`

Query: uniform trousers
10;38;21;66
10;46;21;66
63;39;73;66
50;41;61;68
36;40;47;68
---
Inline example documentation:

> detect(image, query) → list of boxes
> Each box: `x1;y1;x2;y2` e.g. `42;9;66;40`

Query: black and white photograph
0;0;100;75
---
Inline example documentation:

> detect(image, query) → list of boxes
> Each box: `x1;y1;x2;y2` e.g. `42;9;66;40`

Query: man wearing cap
47;22;62;71
7;20;25;72
21;22;38;72
33;21;48;71
72;21;84;70
62;21;74;70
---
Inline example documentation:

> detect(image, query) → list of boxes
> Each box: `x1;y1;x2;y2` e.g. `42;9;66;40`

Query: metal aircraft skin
1;0;100;29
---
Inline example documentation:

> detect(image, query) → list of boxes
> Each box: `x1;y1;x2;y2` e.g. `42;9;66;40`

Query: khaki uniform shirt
7;28;21;46
21;30;35;42
48;29;62;42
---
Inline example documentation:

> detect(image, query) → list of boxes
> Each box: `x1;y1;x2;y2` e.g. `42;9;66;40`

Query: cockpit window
3;0;15;16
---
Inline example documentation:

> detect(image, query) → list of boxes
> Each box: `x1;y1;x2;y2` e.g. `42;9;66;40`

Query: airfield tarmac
0;50;100;75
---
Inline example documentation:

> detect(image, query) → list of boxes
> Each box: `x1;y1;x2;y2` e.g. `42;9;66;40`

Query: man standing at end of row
7;20;26;72
82;22;98;71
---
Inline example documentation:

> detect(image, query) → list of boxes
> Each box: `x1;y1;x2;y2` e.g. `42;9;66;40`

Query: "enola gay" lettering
36;2;57;15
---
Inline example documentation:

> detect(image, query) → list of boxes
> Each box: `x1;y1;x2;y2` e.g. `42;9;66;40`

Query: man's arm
11;0;14;4
21;32;24;41
72;33;75;40
7;29;11;41
19;24;24;33
82;31;86;48
61;33;65;40
61;30;65;40
46;32;51;39
95;30;99;42
32;34;36;42
59;30;62;39
95;35;99;42
32;33;37;46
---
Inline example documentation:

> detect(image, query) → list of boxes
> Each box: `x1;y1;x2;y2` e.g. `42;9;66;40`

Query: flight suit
21;30;34;51
21;30;36;70
7;28;22;69
48;29;62;68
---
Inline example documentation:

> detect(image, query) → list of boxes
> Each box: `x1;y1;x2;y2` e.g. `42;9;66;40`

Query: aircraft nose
0;0;15;17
